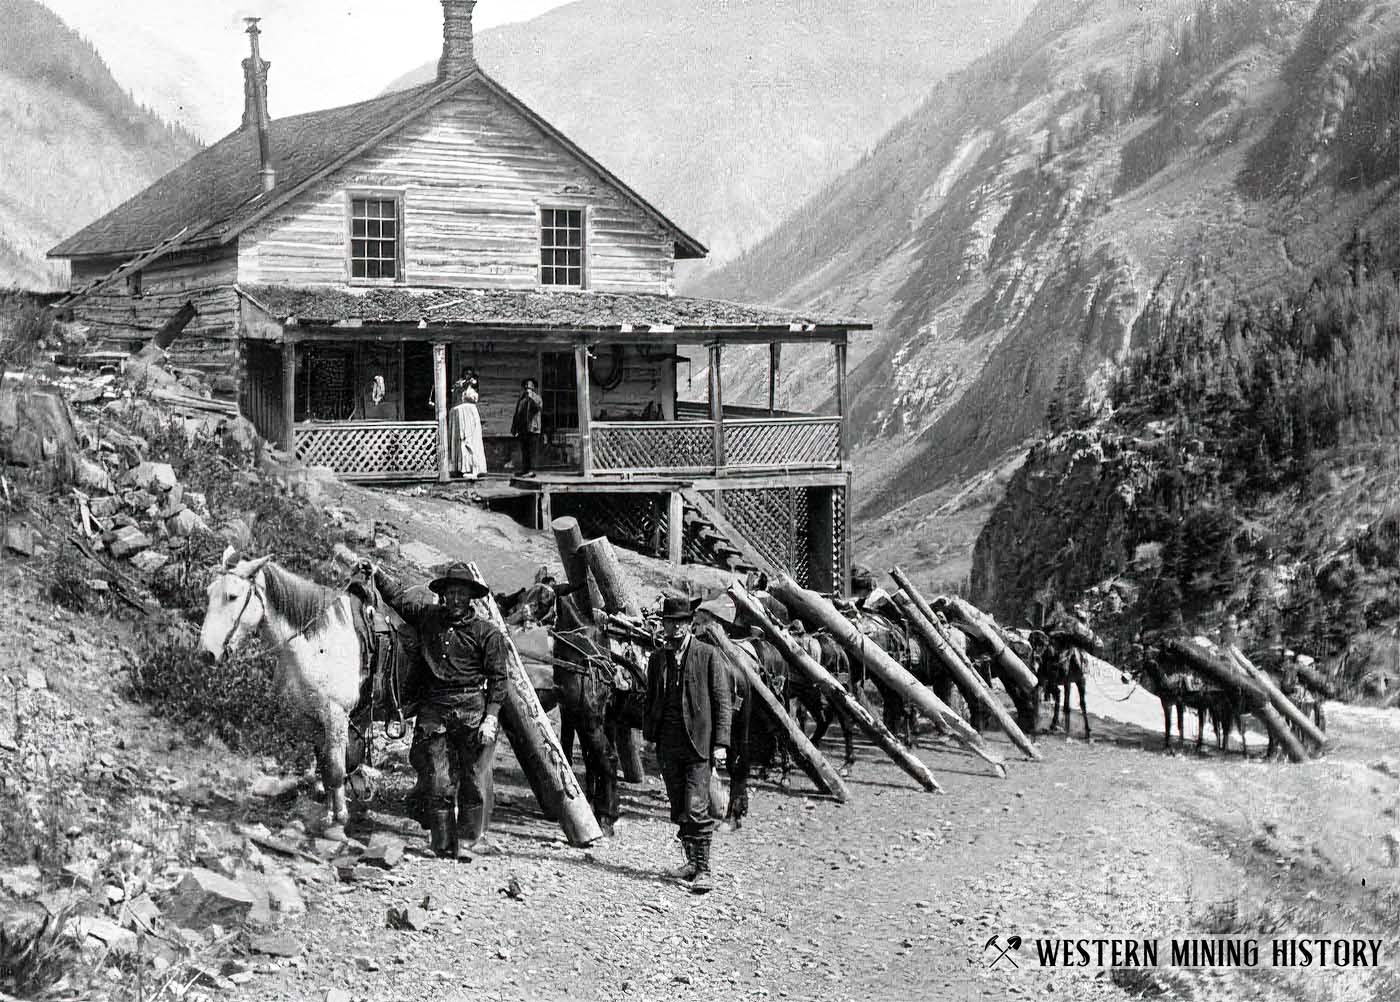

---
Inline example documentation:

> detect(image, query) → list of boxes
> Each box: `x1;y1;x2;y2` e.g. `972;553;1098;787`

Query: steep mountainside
693;0;1400;536
0;0;199;289
387;0;1038;278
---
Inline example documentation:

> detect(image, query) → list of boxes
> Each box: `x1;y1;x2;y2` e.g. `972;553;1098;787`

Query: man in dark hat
510;378;544;477
363;560;511;859
643;594;732;893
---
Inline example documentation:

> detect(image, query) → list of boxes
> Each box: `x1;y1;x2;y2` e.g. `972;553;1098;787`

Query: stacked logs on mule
551;518;644;782
705;622;850;802
936;593;1039;693
729;583;942;792
1160;637;1308;764
1225;646;1328;750
470;562;604;846
888;571;1040;762
550;516;604;612
769;574;1009;779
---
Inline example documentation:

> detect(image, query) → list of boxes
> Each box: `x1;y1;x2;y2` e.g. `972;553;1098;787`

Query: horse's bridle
212;571;327;665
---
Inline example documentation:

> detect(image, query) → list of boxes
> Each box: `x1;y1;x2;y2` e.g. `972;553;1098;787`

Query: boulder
162;868;256;930
122;461;177;492
26;667;47;691
68;915;139;956
0;864;42;898
185;490;210;517
3;524;37;557
75;457;113;494
88;496;120;519
120;358;177;389
168;509;210;538
0;386;77;471
122;489;159;514
107;526;153;559
129;550;170;574
249;932;303;957
119;894;162;932
223;417;260;454
360;835;405;870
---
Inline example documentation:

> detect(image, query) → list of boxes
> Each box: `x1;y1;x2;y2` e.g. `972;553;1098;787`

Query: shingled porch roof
49;70;706;261
238;285;869;338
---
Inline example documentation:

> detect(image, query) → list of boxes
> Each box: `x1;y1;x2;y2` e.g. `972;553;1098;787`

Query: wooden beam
835;342;850;464
770;343;782;412
708;343;725;470
575;343;593;477
432;342;449;484
667;490;684;566
280;341;295;452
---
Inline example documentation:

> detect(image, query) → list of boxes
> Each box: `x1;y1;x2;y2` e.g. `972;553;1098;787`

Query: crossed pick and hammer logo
984;934;1022;968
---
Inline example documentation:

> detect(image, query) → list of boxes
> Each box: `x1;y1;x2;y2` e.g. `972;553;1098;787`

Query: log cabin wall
69;248;240;389
236;83;677;294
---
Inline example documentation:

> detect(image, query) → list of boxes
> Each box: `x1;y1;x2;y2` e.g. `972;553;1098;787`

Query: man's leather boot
429;809;459;859
690;835;713;894
666;836;697;881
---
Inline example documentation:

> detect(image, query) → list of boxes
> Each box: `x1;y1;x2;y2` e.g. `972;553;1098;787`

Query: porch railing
591;416;842;474
294;421;437;479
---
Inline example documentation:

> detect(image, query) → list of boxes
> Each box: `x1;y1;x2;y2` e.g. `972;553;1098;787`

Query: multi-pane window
540;208;584;287
350;197;399;280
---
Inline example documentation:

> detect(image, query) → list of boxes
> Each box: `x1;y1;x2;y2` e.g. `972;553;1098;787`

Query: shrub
0;901;82;1000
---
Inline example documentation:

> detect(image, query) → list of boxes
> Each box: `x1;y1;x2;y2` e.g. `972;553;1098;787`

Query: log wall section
69;249;240;387
237;83;677;294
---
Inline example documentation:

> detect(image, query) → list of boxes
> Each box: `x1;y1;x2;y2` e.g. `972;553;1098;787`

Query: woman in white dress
448;382;487;480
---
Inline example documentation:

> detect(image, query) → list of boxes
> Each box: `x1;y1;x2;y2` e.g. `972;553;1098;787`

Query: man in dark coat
643;594;732;893
510;378;544;477
365;560;511;859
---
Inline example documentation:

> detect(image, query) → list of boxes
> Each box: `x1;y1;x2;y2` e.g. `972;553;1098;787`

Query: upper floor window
540;207;584;288
350;196;400;281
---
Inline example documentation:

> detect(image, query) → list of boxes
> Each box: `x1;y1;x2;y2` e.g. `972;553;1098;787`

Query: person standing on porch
643;595;732;893
511;378;543;477
448;381;487;480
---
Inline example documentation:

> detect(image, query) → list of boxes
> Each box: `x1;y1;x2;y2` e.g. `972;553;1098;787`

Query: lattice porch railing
591;417;842;474
592;421;715;474
294;422;438;479
726;417;841;470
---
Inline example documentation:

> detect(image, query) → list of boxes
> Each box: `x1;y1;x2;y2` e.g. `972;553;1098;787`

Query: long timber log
728;583;941;793
937;593;1040;693
705;624;848;801
1226;645;1328;750
1161;638;1308;764
577;536;644;618
770;574;1008;779
891;589;1041;762
550;516;603;613
472;562;604;846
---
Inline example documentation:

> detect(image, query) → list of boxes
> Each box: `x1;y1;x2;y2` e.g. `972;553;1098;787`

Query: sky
40;0;577;140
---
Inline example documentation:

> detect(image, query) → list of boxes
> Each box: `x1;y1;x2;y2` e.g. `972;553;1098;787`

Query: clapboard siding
238;83;677;294
70;249;241;384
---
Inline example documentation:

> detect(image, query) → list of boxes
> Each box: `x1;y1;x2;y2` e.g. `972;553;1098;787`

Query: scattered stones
250;774;300;799
88;496;121;519
0;864;42;898
75;457;112;493
26;667;47;691
120;894;162;932
325;989;351;1002
163;868;257;930
61;860;98;889
122;489;159;513
68;916;139;956
168;508;209;538
354;955;381;972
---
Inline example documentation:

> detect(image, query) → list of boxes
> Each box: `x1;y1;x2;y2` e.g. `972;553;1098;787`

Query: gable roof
49;69;707;262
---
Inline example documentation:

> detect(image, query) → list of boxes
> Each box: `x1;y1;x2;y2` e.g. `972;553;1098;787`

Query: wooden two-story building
49;1;867;593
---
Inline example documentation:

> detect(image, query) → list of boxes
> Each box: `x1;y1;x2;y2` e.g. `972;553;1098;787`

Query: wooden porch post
575;342;593;477
708;342;725;471
667;490;684;566
280;340;295;453
768;341;781;415
834;338;850;465
433;342;449;483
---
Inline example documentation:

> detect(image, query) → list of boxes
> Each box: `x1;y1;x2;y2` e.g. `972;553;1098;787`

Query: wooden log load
729;583;942;793
1226;646;1328;750
550;516;604;613
1160;637;1308;764
936;592;1040;693
471;562;604;846
891;588;1041;762
769;574;1008;779
705;623;849;802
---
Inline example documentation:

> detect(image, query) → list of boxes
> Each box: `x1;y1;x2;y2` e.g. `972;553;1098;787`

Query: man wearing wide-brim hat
643;593;732;893
364;560;511;859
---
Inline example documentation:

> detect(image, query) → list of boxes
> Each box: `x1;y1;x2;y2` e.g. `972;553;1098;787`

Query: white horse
197;546;364;834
